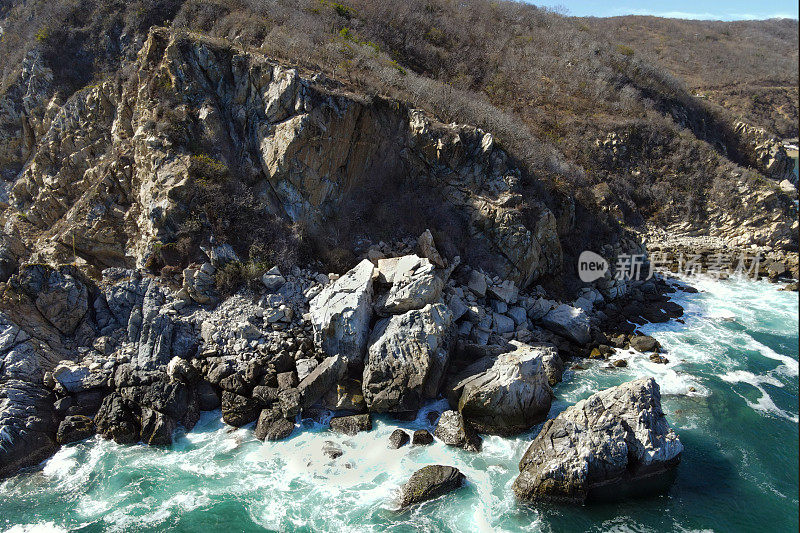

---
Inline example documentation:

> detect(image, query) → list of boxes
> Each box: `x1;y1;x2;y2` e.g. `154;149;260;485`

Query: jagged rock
329;413;372;435
649;354;669;364
219;372;250;395
375;255;444;315
52;364;93;393
467;270;487;297
276;371;298;390
221;391;261;427
362;303;454;413
183;265;215;304
309;259;374;366
56;415;95;445
0;380;59;478
261;266;286;291
298;355;346;409
119;381;189;421
16;266;88;336
630;335;659;353
447;341;553;435
278;388;301;418
296;358;318;382
389;429;410;449
487;280;518;304
412;429;434;446
321;377;366;412
166;356;201;384
95;393;140;444
540;304;591;345
254;407;294;441
398;465;466;508
204;244;239;267
252;385;280;405
433;410;482;452
513;378;683;504
492;313;515;334
417;229;445;268
140;408;177;446
538;344;564;386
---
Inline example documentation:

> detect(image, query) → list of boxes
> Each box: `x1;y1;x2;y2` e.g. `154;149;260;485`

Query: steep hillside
0;0;796;290
583;16;799;138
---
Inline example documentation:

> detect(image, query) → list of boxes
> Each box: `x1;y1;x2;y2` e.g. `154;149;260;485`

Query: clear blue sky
538;1;799;20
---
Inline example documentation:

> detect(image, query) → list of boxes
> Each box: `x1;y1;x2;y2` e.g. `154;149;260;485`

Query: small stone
412;429;434;446
389;429;410;449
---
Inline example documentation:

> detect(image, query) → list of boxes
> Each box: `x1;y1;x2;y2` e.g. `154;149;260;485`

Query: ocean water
1;276;797;532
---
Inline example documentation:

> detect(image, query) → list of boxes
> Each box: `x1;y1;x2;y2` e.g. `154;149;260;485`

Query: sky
539;1;799;20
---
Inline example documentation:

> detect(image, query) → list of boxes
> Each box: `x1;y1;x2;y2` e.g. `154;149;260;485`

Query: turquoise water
1;276;797;532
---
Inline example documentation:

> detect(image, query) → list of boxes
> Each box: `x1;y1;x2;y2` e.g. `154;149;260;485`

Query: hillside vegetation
0;0;796;275
584;16;798;138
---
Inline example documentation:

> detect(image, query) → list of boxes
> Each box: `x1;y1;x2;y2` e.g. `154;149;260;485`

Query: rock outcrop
362;303;454;413
309;259;374;367
447;341;554;435
513;378;683;504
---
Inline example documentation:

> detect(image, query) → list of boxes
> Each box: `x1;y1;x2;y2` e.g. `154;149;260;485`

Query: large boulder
221;391;261;427
362;303;454;413
513;378;683;504
374;255;444;315
56;415;95;445
94;393;141;444
433;410;482;452
540;304;591;345
297;354;346;409
398;465;466;508
447;341;553;435
309;259;374;366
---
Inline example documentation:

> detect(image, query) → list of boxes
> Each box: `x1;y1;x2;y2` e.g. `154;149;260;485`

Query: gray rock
375;255;444;315
95;393;140;444
196;381;220;410
0;380;59;478
487;280;518;304
434;410;482;451
540;304;591;345
399;465;466;508
56;415;95;445
166;356;201;384
362;303;454;413
467;270;487;298
254;407;294;441
183;266;215;304
298;355;346;409
278;387;301;418
309;259;374;366
513;378;683;504
261;266;287;291
140;408;177;446
507;306;527;326
16;266;88;335
417;229;445;268
492;313;515;334
329;413;372;435
447;341;553;435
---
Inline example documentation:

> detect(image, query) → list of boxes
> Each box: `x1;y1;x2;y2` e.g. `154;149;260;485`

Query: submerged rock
513;377;683;504
398;465;466;508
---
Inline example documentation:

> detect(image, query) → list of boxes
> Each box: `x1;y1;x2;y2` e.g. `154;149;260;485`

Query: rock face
513;378;683;504
362;303;454;413
309;259;374;366
540;304;591;345
399;465;466;508
447;341;553;435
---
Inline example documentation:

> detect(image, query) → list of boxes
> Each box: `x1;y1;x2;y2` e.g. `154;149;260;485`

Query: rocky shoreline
0;229;689;505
